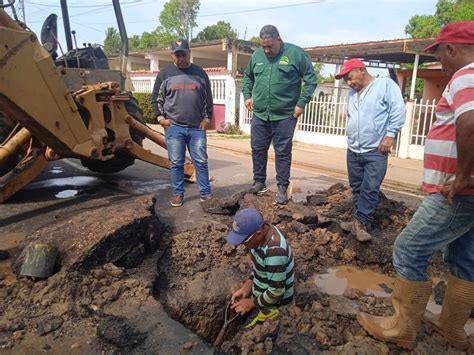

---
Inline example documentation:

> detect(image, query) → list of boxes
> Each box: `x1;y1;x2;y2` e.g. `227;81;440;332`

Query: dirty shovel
214;301;240;347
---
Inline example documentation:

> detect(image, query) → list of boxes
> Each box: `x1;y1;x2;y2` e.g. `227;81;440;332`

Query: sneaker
275;185;289;205
170;195;183;207
200;195;213;202
250;181;268;195
353;219;372;242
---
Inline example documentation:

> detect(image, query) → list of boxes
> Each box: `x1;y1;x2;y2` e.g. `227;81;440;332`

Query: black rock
0;250;10;261
37;316;63;336
7;319;25;332
433;280;447;305
306;194;327;207
97;314;147;348
379;283;393;294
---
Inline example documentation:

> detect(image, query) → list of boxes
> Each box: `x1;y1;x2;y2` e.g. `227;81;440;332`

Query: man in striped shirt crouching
227;208;294;327
358;21;474;351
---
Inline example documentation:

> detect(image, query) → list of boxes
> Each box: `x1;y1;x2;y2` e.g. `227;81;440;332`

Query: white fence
130;74;228;105
239;93;438;160
130;73;237;123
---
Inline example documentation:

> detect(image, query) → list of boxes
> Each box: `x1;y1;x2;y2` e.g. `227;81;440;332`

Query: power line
25;0;146;8
198;0;328;17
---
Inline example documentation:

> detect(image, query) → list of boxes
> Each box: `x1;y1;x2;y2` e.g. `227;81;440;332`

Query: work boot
340;219;354;232
423;274;474;350
357;276;432;350
275;185;289;205
353;219;372;242
250;181;268;195
170;195;183;207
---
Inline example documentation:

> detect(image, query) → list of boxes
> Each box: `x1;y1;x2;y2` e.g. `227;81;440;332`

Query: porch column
224;75;237;124
409;54;420;100
227;49;238;77
333;64;341;100
148;54;160;72
397;100;415;159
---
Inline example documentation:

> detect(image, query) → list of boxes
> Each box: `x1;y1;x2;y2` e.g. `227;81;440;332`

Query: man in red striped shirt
357;21;474;350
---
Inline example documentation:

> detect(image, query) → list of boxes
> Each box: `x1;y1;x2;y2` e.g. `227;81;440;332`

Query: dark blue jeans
394;193;474;282
347;149;388;225
251;115;298;187
165;124;211;197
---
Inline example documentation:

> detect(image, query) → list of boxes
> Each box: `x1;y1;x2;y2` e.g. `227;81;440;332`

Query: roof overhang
305;38;437;68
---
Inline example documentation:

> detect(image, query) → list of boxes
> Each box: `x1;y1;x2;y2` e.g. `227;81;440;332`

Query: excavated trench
0;185;468;354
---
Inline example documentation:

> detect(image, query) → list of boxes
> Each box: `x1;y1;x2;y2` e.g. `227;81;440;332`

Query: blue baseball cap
226;208;264;245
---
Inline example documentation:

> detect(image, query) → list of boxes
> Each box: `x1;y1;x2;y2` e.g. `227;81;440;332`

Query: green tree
249;36;260;44
405;0;474;38
193;21;236;42
128;27;176;51
103;27;121;55
129;35;141;52
159;0;200;40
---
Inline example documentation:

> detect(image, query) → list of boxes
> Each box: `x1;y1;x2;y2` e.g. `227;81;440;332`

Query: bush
132;92;155;124
216;122;242;135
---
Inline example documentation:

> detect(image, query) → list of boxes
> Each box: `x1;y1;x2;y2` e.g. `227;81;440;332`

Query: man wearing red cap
336;59;405;242
358;21;474;350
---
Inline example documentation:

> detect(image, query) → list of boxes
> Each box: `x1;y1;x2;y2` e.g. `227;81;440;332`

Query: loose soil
0;184;470;354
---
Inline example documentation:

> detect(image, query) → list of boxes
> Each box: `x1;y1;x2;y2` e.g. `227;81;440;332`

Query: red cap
335;59;366;80
423;21;474;52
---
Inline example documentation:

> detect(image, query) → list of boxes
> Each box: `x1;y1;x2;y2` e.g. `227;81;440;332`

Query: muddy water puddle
314;265;393;297
24;176;171;199
0;232;26;285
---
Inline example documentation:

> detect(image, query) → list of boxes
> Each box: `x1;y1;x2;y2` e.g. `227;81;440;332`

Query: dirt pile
0;184;462;354
158;185;460;353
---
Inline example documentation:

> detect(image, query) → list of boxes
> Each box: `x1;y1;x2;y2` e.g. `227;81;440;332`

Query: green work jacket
242;42;317;121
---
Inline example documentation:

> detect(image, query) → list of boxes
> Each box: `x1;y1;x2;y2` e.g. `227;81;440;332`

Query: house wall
422;76;449;101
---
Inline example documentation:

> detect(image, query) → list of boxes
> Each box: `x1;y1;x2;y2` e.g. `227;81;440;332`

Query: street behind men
242;25;317;205
227;208;294;328
151;38;213;207
336;59;405;241
358;21;474;350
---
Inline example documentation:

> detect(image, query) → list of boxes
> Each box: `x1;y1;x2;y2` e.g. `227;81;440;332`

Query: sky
6;0;438;75
14;0;439;47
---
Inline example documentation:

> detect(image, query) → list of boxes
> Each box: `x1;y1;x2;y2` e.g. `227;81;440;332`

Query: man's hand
230;298;256;315
293;105;304;119
378;136;394;154
159;117;171;129
245;99;254;111
442;176;474;205
231;279;252;304
200;120;209;130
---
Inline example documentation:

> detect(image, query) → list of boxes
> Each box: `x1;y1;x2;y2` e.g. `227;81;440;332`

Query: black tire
80;94;145;174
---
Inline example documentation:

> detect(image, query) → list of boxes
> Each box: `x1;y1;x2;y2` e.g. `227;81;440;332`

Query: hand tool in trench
214;301;240;347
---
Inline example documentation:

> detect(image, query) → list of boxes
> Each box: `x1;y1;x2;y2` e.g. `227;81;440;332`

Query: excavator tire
80;95;145;174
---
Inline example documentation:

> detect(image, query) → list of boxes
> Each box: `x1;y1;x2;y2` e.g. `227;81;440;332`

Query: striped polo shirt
250;226;294;309
422;63;474;194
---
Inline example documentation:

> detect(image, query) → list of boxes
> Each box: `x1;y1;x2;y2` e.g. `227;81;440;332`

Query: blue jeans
165;124;211;197
393;193;474;282
251;115;298;187
347;149;388;224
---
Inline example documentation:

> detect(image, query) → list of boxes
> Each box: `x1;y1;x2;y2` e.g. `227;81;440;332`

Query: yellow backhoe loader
0;0;194;203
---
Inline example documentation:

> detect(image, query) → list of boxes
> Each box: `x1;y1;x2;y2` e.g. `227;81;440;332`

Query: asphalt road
0;145;421;237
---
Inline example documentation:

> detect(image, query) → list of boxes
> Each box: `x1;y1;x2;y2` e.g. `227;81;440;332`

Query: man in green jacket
243;25;317;204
